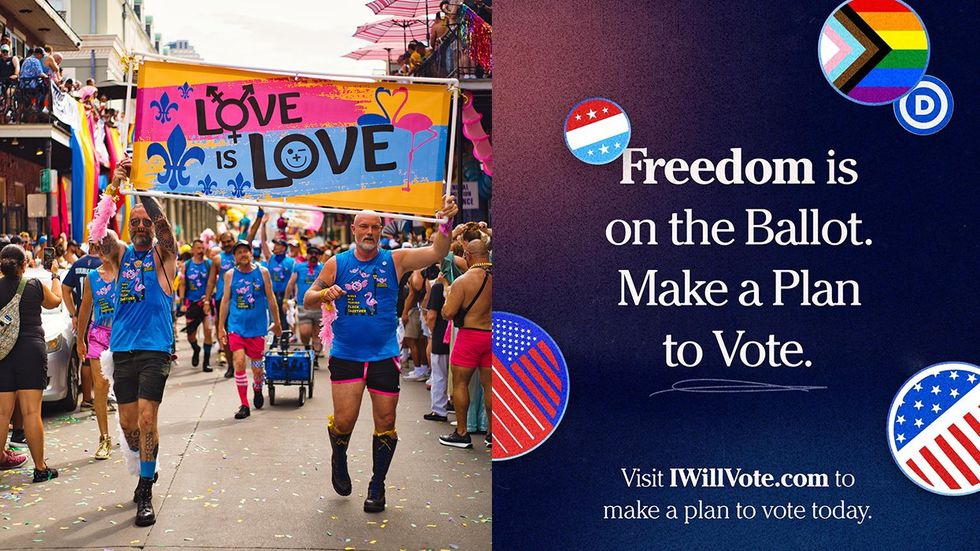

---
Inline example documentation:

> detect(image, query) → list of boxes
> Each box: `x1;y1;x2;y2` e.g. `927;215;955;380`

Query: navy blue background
494;1;978;548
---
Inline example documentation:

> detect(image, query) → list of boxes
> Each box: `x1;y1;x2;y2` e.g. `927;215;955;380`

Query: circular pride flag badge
563;98;631;165
491;312;569;460
887;361;980;496
819;0;929;105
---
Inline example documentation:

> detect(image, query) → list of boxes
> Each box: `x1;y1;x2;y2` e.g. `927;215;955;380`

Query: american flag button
563;98;631;165
491;312;569;461
888;361;980;496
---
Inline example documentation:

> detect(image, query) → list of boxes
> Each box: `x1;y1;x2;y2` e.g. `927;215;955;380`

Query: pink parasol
354;17;428;50
366;0;442;18
343;44;403;62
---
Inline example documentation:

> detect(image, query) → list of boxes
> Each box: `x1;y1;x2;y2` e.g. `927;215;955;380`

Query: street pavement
0;329;492;550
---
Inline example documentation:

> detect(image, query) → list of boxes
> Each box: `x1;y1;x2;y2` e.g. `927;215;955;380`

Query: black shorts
274;292;286;327
113;350;172;403
184;298;210;334
328;356;400;395
215;296;228;327
0;335;47;391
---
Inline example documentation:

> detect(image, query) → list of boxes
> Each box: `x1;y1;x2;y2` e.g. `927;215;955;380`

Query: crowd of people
1;35;121;126
0;157;493;527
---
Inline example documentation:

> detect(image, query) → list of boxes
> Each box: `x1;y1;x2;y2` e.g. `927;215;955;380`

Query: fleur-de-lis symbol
227;172;252;198
146;125;206;190
198;174;218;195
177;82;193;99
150;92;179;123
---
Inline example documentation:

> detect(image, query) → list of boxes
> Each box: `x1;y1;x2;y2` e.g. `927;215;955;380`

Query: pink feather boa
319;302;337;352
87;188;119;242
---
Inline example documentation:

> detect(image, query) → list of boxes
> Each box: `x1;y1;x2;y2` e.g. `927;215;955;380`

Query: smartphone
43;247;55;270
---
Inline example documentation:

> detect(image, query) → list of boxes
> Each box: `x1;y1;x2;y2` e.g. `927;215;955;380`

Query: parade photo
0;1;492;549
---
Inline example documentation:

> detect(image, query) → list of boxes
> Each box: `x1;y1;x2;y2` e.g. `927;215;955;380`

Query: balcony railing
1;77;55;125
411;28;490;81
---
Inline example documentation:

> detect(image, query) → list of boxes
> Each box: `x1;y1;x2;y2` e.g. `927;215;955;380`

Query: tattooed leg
124;429;141;452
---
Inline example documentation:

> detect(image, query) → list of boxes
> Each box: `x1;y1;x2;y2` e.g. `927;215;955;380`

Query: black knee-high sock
370;430;398;493
203;344;212;366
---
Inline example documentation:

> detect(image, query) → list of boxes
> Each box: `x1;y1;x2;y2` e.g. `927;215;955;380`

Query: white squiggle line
649;378;827;397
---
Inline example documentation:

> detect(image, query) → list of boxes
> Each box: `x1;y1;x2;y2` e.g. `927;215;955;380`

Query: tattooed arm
304;256;343;310
139;195;178;293
139;195;176;258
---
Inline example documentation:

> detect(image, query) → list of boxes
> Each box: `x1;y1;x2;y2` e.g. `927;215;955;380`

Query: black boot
328;416;352;496
191;342;201;366
134;476;156;526
363;430;397;513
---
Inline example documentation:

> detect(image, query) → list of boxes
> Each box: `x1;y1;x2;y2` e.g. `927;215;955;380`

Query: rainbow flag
70;103;100;243
820;0;929;104
132;60;452;217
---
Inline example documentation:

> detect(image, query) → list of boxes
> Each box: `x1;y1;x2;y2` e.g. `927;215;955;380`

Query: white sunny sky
145;0;398;76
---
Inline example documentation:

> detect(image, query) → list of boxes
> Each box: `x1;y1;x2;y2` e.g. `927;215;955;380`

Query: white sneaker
404;367;428;381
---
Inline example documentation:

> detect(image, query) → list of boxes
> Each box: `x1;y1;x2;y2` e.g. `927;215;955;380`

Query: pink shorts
228;333;265;359
450;328;491;369
87;324;112;360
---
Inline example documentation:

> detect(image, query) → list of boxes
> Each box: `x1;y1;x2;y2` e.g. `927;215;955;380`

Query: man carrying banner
218;241;281;420
178;239;214;372
304;195;458;513
99;158;176;527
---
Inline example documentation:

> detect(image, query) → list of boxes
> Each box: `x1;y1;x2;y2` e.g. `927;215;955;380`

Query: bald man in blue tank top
99;158;177;527
304;195;458;513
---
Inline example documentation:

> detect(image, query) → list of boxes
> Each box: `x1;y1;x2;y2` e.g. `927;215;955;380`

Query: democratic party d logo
888;362;980;496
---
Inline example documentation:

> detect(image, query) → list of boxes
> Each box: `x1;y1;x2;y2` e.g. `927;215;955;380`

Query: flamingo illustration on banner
390;86;438;192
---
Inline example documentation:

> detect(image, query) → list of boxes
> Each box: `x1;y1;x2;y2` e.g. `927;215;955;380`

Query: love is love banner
131;60;452;216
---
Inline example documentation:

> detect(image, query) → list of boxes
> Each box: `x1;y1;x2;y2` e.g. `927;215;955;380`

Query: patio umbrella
366;0;443;38
354;17;428;50
343;44;401;74
343;44;402;61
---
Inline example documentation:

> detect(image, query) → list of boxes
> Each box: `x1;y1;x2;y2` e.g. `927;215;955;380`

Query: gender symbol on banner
887;361;980;496
563;97;631;165
818;0;929;105
491;312;569;461
893;75;953;135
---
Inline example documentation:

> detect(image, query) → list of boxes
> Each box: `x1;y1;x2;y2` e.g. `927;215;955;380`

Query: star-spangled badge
563;98;631;165
491;312;570;460
887;361;980;496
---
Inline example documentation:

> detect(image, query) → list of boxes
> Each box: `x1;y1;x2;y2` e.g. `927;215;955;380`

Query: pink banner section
135;78;373;143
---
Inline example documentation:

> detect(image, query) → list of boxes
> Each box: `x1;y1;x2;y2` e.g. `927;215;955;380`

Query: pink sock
235;372;248;406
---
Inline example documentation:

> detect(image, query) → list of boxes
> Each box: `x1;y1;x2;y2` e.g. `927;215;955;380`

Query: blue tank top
227;266;268;338
215;251;235;299
88;271;116;328
110;246;174;353
292;260;322;301
264;254;295;294
331;249;399;362
184;258;211;301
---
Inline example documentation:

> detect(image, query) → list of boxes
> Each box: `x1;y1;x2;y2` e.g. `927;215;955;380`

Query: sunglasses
130;219;153;227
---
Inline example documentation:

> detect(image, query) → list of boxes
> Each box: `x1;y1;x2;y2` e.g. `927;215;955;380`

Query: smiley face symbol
284;145;311;170
273;134;319;179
